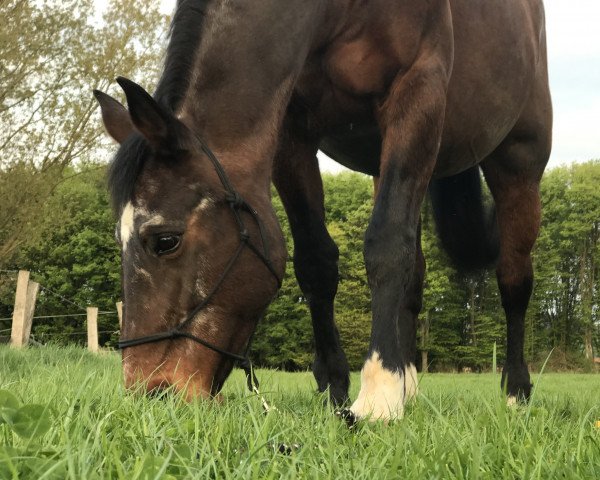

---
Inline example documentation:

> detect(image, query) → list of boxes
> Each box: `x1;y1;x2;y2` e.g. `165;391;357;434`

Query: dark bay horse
95;0;551;421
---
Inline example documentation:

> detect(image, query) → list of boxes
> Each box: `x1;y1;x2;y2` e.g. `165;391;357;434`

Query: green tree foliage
333;200;374;369
530;161;600;365
252;190;313;369
0;0;168;263
2;167;121;345
1;157;598;370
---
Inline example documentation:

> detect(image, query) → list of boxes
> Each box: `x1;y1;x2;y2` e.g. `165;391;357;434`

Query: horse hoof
336;408;358;428
271;443;301;455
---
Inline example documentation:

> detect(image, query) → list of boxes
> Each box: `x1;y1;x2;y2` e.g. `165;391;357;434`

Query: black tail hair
429;166;499;272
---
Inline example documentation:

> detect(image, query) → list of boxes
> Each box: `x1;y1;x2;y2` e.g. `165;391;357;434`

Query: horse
94;0;552;421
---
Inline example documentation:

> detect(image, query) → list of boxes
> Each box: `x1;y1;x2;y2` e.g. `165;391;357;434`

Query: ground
1;345;599;479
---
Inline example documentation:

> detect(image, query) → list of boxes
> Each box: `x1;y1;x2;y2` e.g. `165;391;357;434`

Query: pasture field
1;346;599;479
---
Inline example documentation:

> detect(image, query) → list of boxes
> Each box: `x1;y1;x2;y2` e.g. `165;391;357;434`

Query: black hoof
502;366;532;402
272;443;301;455
336;408;357;428
507;383;533;405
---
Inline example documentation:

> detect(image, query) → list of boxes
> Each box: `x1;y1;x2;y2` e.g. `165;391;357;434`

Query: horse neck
176;0;326;193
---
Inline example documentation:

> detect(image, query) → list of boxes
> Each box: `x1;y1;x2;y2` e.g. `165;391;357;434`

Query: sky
96;0;600;173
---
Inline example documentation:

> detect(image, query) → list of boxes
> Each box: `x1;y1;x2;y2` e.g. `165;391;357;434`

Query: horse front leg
273;136;350;405
349;64;449;422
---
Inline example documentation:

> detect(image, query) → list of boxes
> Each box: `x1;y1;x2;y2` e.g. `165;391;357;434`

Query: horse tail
428;166;499;272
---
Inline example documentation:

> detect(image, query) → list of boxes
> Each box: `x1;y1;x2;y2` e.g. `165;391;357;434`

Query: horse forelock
153;0;214;112
108;135;149;214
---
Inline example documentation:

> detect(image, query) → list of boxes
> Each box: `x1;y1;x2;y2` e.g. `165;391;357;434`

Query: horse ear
116;77;172;149
93;90;134;144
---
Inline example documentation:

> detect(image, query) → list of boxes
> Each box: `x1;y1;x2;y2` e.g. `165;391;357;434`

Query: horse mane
154;0;213;112
108;134;150;213
108;0;212;212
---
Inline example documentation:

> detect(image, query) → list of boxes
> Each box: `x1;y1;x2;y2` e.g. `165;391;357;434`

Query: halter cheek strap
117;136;282;396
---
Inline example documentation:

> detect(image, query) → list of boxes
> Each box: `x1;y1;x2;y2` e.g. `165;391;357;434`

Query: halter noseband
117;137;282;393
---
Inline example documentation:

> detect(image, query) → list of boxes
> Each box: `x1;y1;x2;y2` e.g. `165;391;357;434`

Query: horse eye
154;234;181;256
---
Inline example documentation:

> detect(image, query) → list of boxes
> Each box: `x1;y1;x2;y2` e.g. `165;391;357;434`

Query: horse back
302;0;550;177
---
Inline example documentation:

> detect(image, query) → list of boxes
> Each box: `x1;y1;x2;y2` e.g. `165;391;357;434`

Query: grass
1;345;599;479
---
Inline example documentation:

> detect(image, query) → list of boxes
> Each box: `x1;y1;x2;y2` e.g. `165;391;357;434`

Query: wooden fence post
116;301;123;329
22;281;39;346
10;270;30;348
87;307;99;353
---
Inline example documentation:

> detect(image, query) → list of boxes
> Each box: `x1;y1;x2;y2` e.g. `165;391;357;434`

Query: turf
1;345;599;479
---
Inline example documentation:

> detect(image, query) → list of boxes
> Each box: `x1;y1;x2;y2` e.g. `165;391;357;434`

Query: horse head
94;78;285;400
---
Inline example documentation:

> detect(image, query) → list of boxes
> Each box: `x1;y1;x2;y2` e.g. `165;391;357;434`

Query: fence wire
33;330;119;337
0;311;117;322
1;269;122;348
37;284;88;312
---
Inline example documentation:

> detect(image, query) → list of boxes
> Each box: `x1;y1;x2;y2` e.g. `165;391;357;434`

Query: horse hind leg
482;30;551;403
482;134;550;404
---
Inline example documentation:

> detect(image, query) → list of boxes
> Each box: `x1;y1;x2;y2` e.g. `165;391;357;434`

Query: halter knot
226;192;246;209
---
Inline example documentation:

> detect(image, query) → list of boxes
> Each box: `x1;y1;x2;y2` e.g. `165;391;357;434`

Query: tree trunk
420;309;430;373
579;239;595;361
470;281;477;346
584;328;594;360
421;349;429;373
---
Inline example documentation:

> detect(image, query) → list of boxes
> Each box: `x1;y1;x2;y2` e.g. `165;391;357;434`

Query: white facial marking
194;277;207;299
350;352;418;422
140;214;165;230
194;197;213;213
120;202;135;252
506;395;518;407
134;266;152;284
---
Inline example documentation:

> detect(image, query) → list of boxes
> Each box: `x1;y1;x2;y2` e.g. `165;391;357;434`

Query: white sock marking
350;352;418;421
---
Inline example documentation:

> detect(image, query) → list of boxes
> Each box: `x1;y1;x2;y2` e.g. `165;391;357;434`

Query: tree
531;161;600;365
6;166;121;345
250;187;312;369
253;173;374;370
419;200;459;371
0;0;168;264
